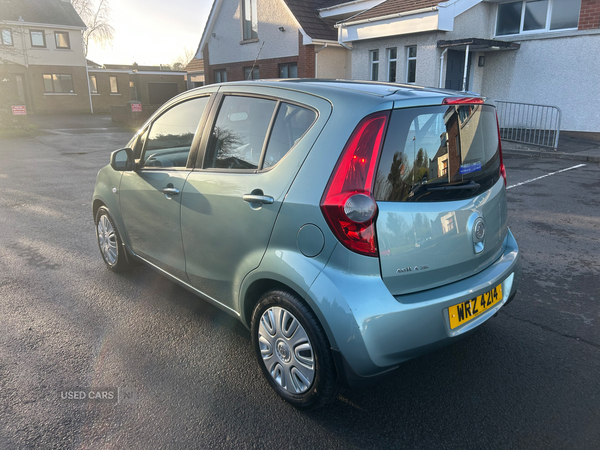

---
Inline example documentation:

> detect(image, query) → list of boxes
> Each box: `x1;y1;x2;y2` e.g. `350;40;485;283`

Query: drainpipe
315;43;328;78
336;24;352;51
461;44;470;92
83;31;93;113
439;48;447;89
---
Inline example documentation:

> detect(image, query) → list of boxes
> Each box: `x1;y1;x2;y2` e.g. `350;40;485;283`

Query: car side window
263;103;316;169
204;96;277;170
141;96;209;168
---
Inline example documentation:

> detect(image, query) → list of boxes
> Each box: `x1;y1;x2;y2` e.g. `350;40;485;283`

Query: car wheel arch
240;275;340;352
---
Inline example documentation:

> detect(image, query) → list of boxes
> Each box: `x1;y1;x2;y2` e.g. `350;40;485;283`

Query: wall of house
207;0;299;66
26;65;90;114
1;25;86;67
351;33;441;86
480;33;600;132
349;4;494;86
315;46;348;79
89;71;132;114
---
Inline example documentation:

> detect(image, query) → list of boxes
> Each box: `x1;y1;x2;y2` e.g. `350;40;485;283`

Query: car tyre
95;206;131;272
251;289;341;409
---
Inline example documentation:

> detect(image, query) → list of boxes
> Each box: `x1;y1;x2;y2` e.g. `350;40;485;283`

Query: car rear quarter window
263;103;316;169
374;104;500;202
141;96;209;168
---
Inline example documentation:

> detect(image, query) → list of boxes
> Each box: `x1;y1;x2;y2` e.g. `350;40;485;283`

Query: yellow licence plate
448;284;503;329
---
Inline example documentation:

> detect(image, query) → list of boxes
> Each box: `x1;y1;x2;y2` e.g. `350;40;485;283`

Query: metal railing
495;100;561;150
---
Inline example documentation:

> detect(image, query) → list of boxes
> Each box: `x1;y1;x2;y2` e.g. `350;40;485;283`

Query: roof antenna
248;41;265;80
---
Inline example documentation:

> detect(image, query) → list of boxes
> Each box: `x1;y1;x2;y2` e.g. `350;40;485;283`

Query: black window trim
30;29;46;48
136;93;216;172
54;31;70;49
278;62;298;79
194;92;319;174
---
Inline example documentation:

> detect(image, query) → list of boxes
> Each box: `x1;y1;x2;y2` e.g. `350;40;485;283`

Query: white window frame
387;48;397;83
406;46;417;84
494;0;581;37
370;50;379;81
1;28;13;46
89;75;98;94
109;76;119;94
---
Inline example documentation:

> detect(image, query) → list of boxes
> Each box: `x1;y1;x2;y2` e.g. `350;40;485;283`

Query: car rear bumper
310;228;521;389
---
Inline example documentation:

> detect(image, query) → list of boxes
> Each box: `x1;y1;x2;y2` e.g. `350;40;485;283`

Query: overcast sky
86;0;212;66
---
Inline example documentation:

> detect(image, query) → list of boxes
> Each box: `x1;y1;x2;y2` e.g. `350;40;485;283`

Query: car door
181;87;332;311
119;93;214;280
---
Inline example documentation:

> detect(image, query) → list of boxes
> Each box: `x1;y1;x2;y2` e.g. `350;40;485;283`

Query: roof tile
0;0;86;28
344;0;440;23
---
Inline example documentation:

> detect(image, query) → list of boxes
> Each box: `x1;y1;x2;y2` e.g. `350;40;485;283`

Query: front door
181;88;331;310
445;50;472;91
119;95;211;280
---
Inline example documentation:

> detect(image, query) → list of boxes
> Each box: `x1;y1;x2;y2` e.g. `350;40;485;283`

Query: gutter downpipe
337;24;353;51
83;31;93;113
315;43;328;78
461;44;469;92
439;48;447;88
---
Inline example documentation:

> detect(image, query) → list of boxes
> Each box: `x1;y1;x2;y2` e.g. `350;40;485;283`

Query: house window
242;0;258;40
89;75;98;94
109;76;119;93
406;46;417;83
54;31;70;49
244;66;260;80
387;48;397;83
214;69;227;83
496;0;581;36
370;50;379;81
43;74;74;93
30;30;46;48
279;63;297;78
1;29;13;46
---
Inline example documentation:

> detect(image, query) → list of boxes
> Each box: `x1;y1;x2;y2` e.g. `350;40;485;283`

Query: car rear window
374;104;501;202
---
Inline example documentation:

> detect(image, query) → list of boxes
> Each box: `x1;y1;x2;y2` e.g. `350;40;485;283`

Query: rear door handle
243;194;274;205
162;187;180;196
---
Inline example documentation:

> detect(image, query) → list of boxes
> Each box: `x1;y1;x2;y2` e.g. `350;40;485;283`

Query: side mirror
110;148;134;171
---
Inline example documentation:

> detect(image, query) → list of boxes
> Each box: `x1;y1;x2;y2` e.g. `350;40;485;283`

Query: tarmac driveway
0;116;598;449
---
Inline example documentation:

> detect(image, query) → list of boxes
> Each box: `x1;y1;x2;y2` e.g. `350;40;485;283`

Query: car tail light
442;97;485;105
495;110;507;186
320;111;389;257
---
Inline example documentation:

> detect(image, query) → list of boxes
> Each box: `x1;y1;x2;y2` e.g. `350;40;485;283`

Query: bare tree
72;0;114;56
171;47;196;71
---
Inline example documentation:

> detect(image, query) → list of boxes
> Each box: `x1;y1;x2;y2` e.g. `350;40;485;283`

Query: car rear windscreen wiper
425;180;481;191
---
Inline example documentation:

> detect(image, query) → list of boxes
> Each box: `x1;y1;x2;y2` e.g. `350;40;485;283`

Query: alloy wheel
97;214;118;266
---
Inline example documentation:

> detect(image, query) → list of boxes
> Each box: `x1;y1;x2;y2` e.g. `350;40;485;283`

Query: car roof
198;79;483;107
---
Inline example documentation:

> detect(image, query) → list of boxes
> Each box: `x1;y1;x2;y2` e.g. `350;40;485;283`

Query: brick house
336;0;600;133
87;63;186;114
0;0;90;114
198;0;361;85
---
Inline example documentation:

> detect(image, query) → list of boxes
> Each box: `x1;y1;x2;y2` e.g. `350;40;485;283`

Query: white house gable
207;0;300;66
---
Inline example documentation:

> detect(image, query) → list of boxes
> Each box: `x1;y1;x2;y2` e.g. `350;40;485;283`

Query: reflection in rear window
374;104;500;202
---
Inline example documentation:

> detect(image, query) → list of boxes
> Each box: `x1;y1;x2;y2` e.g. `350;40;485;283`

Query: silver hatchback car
93;80;520;408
